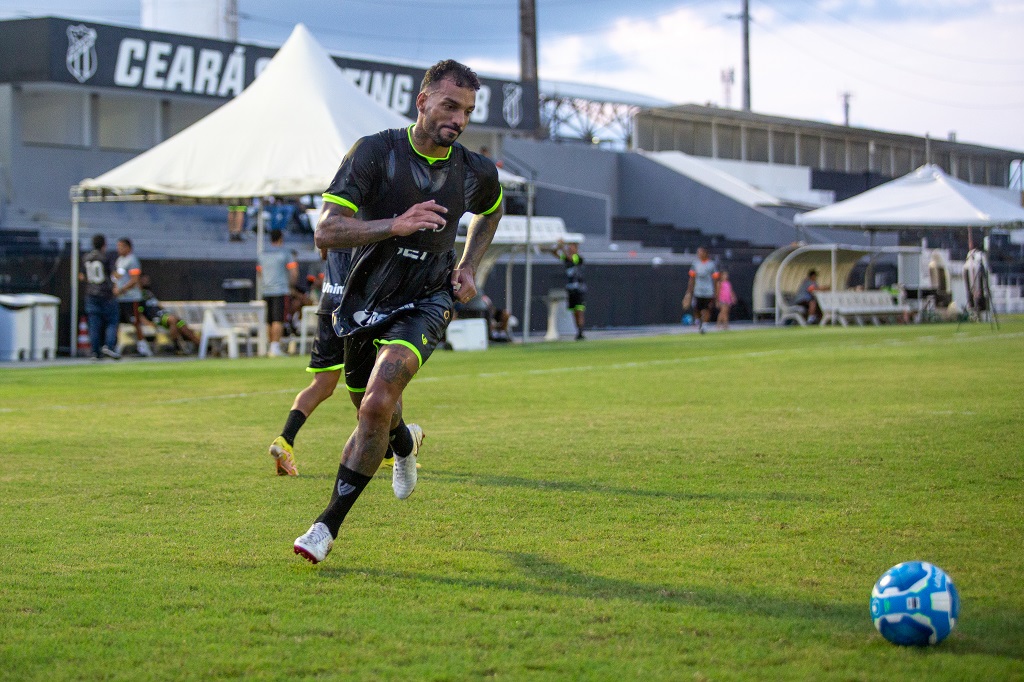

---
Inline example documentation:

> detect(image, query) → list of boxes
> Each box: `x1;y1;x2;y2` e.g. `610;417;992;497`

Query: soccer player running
267;247;422;476
293;60;503;564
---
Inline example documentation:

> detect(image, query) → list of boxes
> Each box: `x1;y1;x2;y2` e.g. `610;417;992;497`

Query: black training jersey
318;248;353;315
82;248;116;299
561;253;586;292
322;126;502;336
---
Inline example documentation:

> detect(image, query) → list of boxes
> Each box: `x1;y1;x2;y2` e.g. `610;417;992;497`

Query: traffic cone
77;316;90;354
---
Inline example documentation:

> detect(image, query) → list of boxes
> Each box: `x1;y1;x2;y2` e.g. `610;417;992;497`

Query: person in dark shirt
550;240;587;340
293;59;503;564
78;234;120;360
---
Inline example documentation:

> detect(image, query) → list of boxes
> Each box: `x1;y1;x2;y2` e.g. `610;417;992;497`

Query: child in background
716;270;737;330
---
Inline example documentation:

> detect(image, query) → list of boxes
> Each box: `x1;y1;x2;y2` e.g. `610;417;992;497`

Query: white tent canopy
75;24;412;201
795;164;1024;230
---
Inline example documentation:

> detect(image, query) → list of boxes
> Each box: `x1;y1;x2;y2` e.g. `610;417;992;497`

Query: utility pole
519;0;542;139
741;0;750;111
840;91;852;126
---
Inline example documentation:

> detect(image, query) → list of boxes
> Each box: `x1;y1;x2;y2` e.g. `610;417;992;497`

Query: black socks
389;419;413;458
316;463;372;537
281;409;307;446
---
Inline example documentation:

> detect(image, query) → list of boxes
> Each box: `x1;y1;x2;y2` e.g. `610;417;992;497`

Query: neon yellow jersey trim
481;187;503;215
306;363;344;374
407;126;451;165
346;385;367;393
377;338;423;367
322;193;358;213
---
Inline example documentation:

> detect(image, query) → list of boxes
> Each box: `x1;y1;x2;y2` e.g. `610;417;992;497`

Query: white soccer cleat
392;424;424;499
136;339;153;356
293;522;333;564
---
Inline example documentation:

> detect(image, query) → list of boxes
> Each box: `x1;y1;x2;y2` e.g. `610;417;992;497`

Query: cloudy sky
2;0;1023;152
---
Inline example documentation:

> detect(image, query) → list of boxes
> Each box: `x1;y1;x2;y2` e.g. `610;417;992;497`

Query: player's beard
427;120;461;148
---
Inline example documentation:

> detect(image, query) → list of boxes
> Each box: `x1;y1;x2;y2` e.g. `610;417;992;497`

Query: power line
755;19;1024;111
766;3;1024;87
790;0;1024;67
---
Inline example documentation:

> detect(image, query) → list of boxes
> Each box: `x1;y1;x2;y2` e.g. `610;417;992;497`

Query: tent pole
831;246;838;325
255;201;265;301
70;201;80;357
522;182;534;343
505;253;514;319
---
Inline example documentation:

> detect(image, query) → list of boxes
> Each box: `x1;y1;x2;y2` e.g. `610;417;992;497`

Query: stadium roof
645;104;1024;157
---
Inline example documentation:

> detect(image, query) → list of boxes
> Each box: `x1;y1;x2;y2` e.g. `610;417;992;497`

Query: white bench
814;291;912;326
161;300;267;358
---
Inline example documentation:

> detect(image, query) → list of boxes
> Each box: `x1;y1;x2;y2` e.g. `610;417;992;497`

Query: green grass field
2;320;1023;680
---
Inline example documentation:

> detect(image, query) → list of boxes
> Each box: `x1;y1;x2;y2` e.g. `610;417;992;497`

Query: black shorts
567;289;586;311
343;301;451;393
119;301;140;323
307;313;345;373
695;297;715;314
140;302;169;327
264;295;286;323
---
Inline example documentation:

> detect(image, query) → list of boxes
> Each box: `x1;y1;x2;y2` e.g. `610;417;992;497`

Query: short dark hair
118;237;132;249
270;229;283;243
808;269;818;277
92;234;106;250
421;59;480;93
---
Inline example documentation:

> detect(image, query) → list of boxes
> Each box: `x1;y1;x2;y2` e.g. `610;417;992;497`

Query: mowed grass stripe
1;319;1022;680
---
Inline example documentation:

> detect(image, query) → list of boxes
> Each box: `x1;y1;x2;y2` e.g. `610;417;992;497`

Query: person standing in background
549;240;587;340
682;246;720;334
716;270;737;330
79;234;120;361
257;229;298;357
114;238;150;356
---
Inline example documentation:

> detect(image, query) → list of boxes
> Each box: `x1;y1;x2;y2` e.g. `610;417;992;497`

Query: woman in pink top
716;270;738;329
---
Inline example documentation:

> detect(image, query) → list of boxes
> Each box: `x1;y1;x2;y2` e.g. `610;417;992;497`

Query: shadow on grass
424;469;824;504
317;550;1023;660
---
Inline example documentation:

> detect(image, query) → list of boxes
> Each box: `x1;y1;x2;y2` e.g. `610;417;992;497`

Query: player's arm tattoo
315;204;395;249
458;208;503;273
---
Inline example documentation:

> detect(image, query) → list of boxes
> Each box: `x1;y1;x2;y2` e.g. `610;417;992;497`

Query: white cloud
522;5;1024;152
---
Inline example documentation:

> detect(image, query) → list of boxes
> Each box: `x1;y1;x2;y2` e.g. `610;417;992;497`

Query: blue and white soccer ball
870;561;960;646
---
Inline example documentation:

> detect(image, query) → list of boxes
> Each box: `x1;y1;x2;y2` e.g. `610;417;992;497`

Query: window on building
693;122;714;157
20;87;87;146
673;120;695;155
774;131;796;165
799;136;820;169
746;127;769;162
849;141;869;172
871;144;892;175
893;147;913;176
717;124;741;160
823;138;845;171
97;93;157;151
